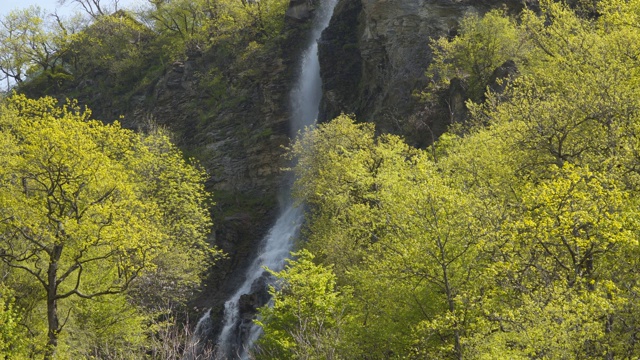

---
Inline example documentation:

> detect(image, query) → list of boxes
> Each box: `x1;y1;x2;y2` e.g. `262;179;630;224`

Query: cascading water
214;206;304;359
290;0;337;134
190;1;338;359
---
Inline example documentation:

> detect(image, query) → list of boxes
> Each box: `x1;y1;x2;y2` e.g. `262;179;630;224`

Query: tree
451;2;640;357
65;11;154;90
145;0;289;60
286;116;488;358
255;250;351;360
426;9;531;102
0;285;28;358
286;115;394;276
0;7;71;90
0;95;214;359
58;0;122;18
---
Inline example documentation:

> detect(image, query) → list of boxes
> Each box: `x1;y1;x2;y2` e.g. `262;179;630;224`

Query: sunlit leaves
426;9;532;102
259;2;640;358
0;95;215;357
256;250;350;360
147;0;289;59
0;285;28;358
0;6;81;92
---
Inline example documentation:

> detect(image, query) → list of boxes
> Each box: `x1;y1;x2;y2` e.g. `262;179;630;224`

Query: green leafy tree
453;2;640;357
286;116;481;358
58;0;122;18
66;11;154;89
0;285;28;359
0;95;215;359
426;9;531;102
0;7;71;90
146;0;289;59
255;250;351;360
286;115;384;274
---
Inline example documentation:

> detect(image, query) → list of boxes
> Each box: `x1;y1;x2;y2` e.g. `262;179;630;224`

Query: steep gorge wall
128;25;315;324
136;0;535;323
319;0;535;146
140;49;293;319
88;8;320;322
21;0;537;331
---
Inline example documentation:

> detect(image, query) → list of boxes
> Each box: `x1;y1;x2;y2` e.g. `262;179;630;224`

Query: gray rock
286;0;315;21
487;59;519;95
319;0;533;146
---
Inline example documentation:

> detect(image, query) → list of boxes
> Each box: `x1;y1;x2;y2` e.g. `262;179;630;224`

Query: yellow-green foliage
0;285;28;358
148;0;289;60
257;1;640;359
255;250;351;360
0;6;70;86
62;294;148;359
0;95;216;358
426;9;531;101
0;0;291;95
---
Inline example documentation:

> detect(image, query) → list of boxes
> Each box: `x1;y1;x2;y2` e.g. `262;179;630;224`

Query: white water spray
193;1;338;359
214;205;304;359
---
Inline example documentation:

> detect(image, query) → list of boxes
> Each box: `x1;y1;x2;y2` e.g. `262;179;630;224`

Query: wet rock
318;0;363;121
448;78;468;125
238;272;272;318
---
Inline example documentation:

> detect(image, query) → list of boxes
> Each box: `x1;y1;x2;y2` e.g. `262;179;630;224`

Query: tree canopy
0;95;216;358
255;1;640;359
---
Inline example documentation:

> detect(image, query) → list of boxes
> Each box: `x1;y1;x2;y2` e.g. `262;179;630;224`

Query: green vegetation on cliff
0;0;290;121
256;1;640;359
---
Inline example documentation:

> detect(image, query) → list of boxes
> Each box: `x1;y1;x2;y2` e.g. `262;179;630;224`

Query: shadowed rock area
319;0;536;146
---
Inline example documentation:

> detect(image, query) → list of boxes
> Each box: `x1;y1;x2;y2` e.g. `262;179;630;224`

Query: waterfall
214;206;304;359
290;0;337;134
190;1;338;359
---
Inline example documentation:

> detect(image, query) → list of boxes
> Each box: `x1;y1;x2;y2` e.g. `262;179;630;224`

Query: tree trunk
44;245;62;360
439;245;462;360
443;269;462;360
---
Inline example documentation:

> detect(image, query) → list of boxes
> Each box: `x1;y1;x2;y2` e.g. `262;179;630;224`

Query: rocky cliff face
141;51;291;320
138;0;534;328
319;0;535;146
93;9;318;325
126;26;314;326
26;0;536;340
